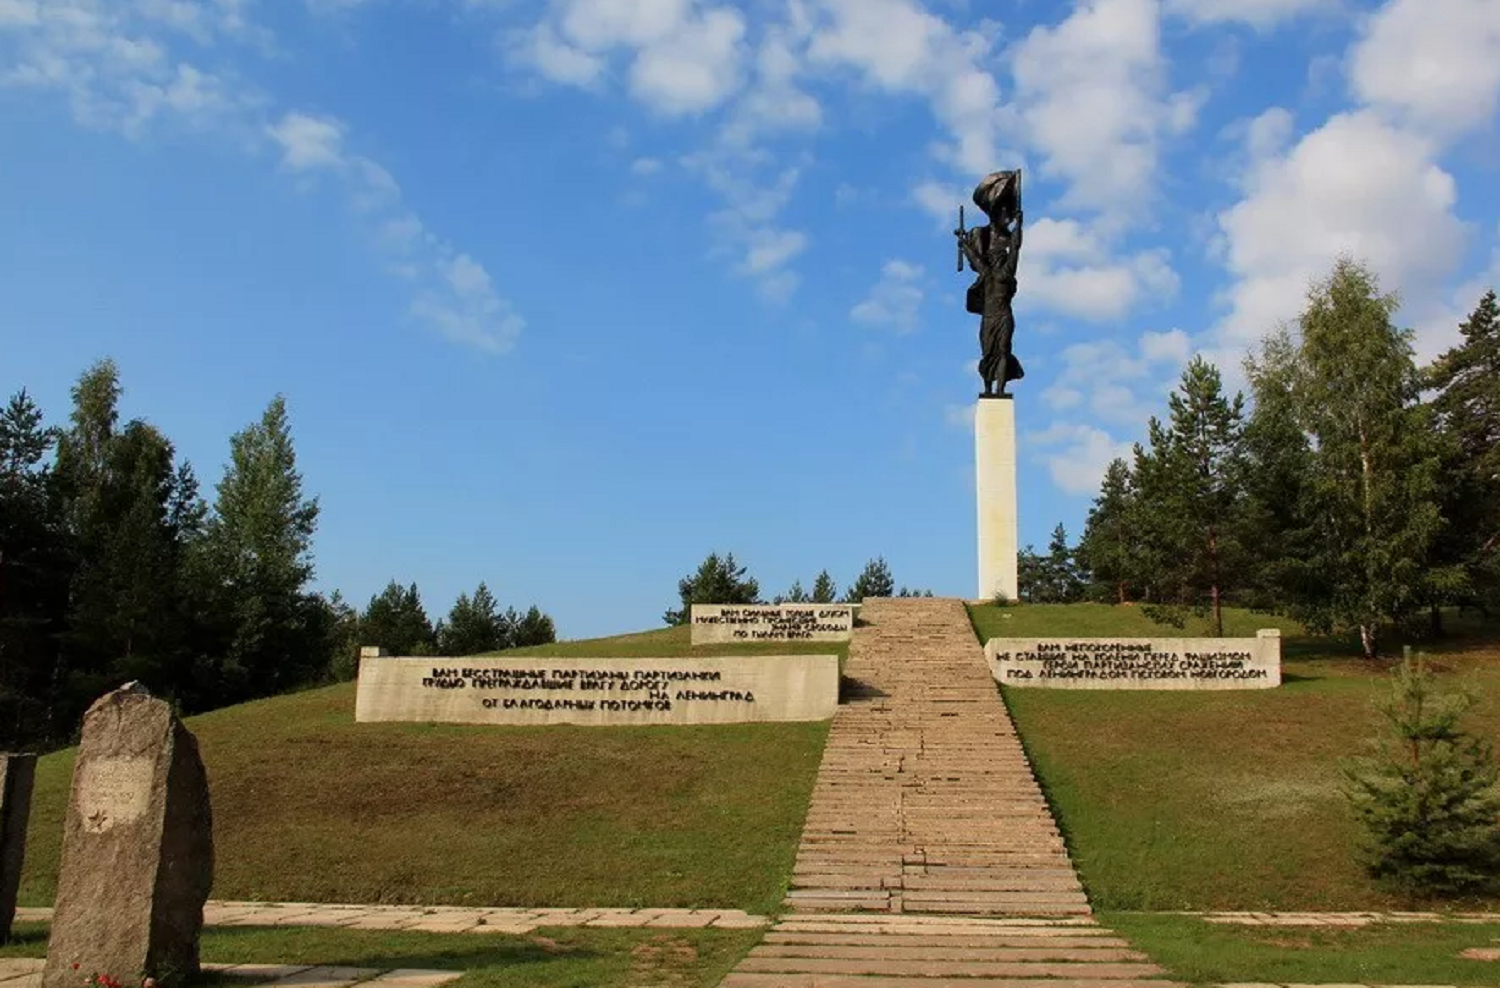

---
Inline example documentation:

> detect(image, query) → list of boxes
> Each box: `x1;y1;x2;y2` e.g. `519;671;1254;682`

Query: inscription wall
690;604;854;644
355;654;839;726
985;630;1282;690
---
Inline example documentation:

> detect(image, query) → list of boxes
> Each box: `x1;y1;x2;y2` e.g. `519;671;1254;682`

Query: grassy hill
970;602;1500;911
19;630;838;915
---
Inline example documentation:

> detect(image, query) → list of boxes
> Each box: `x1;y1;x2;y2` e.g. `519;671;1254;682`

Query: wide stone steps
717;598;1169;986
719;914;1182;987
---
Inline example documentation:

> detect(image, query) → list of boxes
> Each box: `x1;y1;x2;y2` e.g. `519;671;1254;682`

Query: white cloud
630;156;662;175
851;259;925;333
1140;328;1191;364
0;1;252;135
742;227;808;275
723;24;821;143
1212;109;1467;351
912;179;965;226
1348;0;1500;140
687;144;809;299
0;1;39;27
1008;0;1193;215
268;110;525;355
628;5;745;115
1022;245;1180;322
1027;422;1135;495
267;112;346;170
805;0;1008;174
510;23;606;88
1164;0;1333;28
511;0;748;116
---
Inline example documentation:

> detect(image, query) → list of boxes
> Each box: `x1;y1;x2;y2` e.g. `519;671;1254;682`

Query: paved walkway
720;597;1175;986
1188;910;1500;926
0;960;458;988
12;902;766;934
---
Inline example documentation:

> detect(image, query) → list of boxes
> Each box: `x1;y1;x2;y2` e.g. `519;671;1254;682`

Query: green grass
968;602;1500;911
1103;912;1500;987
20;631;834;915
495;623;849;663
968;600;1305;641
0;922;760;988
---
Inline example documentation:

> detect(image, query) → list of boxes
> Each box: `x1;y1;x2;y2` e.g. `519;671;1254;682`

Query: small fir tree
1343;649;1500;897
663;552;760;625
810;570;838;604
846;557;894;602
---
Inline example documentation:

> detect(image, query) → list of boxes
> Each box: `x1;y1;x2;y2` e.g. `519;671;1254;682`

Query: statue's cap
973;170;1019;213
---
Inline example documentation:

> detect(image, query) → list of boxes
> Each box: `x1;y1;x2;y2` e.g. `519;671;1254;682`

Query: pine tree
1291;258;1448;657
775;580;810;604
0;390;68;746
362;581;435;655
321;590;361;681
1425;289;1500;614
1078;459;1137;604
1343;649;1500;896
511;605;557;648
846;557;894;602
810;570;838;604
1044;523;1085;604
1017;545;1043;603
55;362;202;704
205;395;321;697
439;582;508;656
1135;359;1249;635
663;552;760;625
1243;329;1317;611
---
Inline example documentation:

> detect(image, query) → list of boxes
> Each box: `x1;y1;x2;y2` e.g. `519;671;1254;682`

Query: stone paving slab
1186;911;1500;927
11;902;769;932
0;962;460;988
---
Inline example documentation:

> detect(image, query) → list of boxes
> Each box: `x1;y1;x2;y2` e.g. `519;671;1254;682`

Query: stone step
732;958;1164;978
721;974;1183;987
748;945;1148;962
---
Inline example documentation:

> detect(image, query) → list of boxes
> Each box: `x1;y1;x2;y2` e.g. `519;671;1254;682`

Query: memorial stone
356;654;838;726
0;753;36;943
42;684;213;988
689;604;854;644
986;630;1282;690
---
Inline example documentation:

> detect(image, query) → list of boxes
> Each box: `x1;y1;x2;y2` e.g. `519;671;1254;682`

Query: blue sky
3;0;1498;639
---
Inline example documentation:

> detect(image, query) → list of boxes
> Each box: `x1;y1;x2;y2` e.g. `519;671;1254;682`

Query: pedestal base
975;398;1018;602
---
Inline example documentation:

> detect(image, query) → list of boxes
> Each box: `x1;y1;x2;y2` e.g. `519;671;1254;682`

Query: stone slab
690;604;853;644
41;685;213;988
985;632;1282;690
0;754;36;943
356;654;838;725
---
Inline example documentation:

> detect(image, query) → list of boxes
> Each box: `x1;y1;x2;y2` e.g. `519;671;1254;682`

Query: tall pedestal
975;398;1018;601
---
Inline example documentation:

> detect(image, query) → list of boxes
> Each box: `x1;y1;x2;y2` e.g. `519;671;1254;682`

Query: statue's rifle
955;205;966;272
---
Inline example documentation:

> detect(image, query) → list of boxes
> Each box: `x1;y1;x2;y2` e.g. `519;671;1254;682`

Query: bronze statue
956;169;1024;397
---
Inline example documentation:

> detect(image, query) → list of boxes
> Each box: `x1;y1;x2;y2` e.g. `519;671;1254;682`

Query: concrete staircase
718;597;1180;987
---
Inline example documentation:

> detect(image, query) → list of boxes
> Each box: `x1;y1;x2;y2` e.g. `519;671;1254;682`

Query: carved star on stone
86;809;108;831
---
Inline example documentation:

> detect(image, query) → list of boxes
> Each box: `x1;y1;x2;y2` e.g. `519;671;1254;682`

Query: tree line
1040;259;1498;658
663;553;932;624
0;359;554;749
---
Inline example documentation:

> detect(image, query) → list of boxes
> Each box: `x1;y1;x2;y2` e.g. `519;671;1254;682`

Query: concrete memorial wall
355;654;839;726
985;630;1282;690
689;604;854;644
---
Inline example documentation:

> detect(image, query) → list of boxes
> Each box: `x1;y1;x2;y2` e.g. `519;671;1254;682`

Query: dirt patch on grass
627;935;702;987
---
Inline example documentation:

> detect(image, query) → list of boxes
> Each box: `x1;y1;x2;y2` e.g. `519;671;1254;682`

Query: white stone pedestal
975;398;1018;602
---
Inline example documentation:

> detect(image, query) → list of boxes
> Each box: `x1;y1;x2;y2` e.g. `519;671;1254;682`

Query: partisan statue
956;169;1024;398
